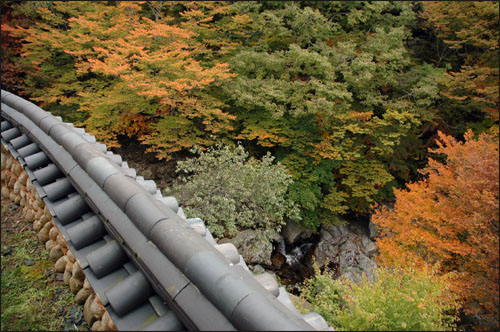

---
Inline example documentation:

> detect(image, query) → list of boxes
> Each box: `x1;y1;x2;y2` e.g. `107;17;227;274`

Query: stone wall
1;145;116;331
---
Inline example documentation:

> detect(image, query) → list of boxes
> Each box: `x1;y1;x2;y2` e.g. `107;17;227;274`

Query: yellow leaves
1;23;26;37
88;58;127;77
199;77;216;86
37;7;67;26
63;49;88;57
132;20;195;40
118;2;142;12
135;88;171;99
422;2;499;124
236;127;287;147
116;113;149;138
486;125;499;136
440;91;468;101
207;63;237;81
180;9;213;24
313;140;343;161
184;60;203;73
233;14;252;25
92;46;110;57
422;2;499;51
347;111;373;121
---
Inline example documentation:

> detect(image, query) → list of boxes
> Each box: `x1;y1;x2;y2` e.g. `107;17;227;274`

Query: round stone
54;255;68;273
49;244;64;262
49;227;59;241
69;276;84;294
46;239;55;252
75;287;93;304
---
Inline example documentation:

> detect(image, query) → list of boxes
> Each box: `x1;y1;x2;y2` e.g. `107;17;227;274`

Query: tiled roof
1;90;333;331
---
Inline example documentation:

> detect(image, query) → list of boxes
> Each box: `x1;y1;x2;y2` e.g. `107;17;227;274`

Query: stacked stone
84;293;116;331
1;146;116;331
1;147;23;203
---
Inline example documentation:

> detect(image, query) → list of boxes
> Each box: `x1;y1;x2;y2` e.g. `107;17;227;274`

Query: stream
266;234;327;295
265;218;376;295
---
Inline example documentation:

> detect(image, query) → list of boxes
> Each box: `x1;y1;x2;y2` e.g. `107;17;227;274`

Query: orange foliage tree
3;1;240;159
372;130;499;329
0;2;31;96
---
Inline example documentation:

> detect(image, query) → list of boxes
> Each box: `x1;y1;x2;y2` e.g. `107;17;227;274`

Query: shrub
171;143;300;242
372;130;499;329
299;263;458;331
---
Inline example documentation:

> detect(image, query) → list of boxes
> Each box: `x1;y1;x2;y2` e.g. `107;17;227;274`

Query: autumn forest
1;1;498;331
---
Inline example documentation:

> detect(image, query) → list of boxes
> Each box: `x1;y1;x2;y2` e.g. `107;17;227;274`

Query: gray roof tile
1;89;330;331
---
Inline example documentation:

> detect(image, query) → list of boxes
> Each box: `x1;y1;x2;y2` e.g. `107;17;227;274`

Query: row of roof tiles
1;89;332;331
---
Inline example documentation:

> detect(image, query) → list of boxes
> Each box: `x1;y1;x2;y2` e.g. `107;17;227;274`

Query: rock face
282;219;313;245
368;220;378;240
219;229;282;266
314;219;378;283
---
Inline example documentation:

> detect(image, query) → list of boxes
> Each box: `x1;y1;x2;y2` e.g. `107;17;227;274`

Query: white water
277;240;313;267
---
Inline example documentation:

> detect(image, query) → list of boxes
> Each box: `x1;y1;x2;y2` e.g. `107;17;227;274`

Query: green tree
223;2;436;228
171;143;300;242
419;1;499;135
299;264;458;331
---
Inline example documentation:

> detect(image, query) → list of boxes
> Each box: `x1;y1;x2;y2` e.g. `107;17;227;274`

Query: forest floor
111;137;180;191
0;197;91;331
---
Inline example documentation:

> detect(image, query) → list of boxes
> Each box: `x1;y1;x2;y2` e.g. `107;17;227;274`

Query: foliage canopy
299;263;458;331
171;143;300;241
1;3;498;327
372;130;499;330
2;1;497;229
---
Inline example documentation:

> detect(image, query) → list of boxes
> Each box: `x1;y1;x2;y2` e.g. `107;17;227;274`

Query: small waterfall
276;239;286;256
285;243;313;267
270;234;320;290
